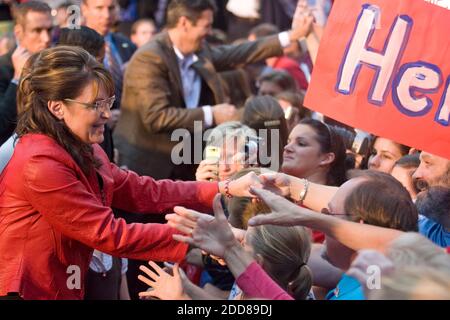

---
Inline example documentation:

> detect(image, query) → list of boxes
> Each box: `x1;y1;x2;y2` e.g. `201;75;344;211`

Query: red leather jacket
0;134;218;300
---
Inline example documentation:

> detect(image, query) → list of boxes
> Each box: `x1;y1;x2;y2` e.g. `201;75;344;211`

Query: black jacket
260;0;297;32
0;50;17;146
110;32;136;65
108;32;136;110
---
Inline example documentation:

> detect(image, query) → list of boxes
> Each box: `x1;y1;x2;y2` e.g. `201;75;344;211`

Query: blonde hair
226;168;271;229
386;232;450;274
205;121;257;149
370;267;450;300
368;232;450;300
248;225;312;300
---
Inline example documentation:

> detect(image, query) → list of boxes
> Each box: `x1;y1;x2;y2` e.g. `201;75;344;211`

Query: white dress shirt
173;46;214;127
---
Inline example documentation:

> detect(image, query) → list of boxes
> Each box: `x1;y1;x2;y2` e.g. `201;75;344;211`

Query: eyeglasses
64;96;116;113
321;208;356;218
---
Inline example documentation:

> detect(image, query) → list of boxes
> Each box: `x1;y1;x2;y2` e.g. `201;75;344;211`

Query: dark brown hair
275;90;311;119
258;70;298;93
16;46;115;175
58;26;105;60
345;170;419;232
249;23;280;39
166;0;217;28
371;136;411;157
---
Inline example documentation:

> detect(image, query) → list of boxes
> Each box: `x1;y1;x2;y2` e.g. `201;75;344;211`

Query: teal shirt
326;274;365;300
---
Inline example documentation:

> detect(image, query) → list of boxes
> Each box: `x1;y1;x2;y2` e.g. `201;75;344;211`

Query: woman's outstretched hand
219;172;263;198
170;194;239;258
248;187;310;227
138;261;190;300
258;171;293;198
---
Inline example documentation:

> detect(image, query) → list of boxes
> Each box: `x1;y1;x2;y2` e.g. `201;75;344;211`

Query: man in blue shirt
416;186;450;248
413;152;450;247
418;216;449;248
321;171;418;300
326;274;365;300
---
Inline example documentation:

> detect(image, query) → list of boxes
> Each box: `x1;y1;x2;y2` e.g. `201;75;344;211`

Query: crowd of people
0;0;449;301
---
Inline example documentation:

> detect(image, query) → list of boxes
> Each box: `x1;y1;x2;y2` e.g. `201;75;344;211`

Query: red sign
305;0;450;159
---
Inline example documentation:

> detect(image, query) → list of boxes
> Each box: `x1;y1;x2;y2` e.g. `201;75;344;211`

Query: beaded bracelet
224;179;233;199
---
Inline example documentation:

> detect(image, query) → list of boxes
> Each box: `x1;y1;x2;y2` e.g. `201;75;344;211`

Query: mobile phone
204;146;220;182
205;146;221;163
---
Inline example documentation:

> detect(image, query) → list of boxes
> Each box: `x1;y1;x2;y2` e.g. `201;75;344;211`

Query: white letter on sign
336;4;413;105
392;62;442;117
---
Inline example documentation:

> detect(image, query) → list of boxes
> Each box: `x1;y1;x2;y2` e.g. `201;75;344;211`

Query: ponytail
287;263;313;300
249;225;313;300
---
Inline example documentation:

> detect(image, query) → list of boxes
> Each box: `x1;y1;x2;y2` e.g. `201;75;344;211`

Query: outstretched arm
248;188;403;252
211;14;313;71
292;0;322;64
259;171;338;212
24;154;189;263
138;262;191;300
169;195;294;300
111;160;262;215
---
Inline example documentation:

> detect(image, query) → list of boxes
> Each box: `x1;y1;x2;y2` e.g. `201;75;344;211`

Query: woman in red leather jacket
0;46;256;300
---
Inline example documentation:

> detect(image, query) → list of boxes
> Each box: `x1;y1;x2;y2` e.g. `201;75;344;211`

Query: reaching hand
225;171;263;198
247;187;310;227
166;198;247;244
259;172;292;198
212;103;238;125
290;4;314;42
293;1;313;23
166;205;210;235
138;261;190;300
346;249;395;297
12;46;32;80
172;194;239;258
